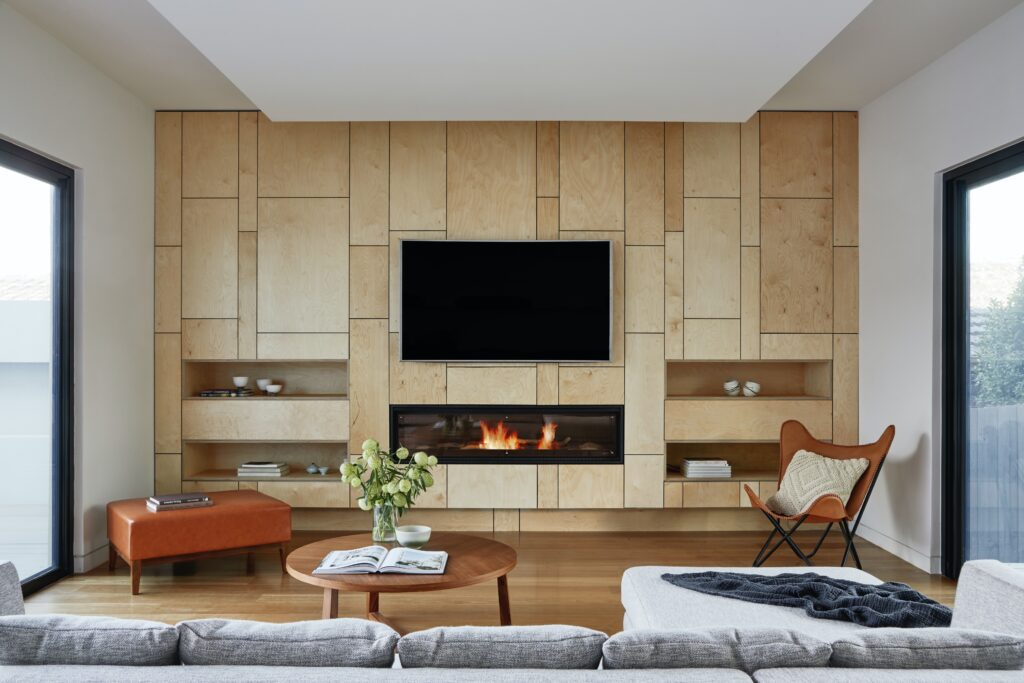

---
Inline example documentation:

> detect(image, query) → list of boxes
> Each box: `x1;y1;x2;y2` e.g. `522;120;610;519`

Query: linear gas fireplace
390;405;623;465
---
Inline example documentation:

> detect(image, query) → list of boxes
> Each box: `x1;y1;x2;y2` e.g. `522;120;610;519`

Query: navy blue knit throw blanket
660;571;951;628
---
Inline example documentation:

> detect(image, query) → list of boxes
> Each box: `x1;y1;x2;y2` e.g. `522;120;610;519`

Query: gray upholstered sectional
1;560;1022;681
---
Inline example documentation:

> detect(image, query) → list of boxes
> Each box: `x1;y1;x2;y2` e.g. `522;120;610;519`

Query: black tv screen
400;240;612;362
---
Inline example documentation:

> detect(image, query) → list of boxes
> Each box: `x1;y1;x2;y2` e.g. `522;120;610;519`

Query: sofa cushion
0;615;178;665
602;628;831;674
397;625;606;669
0;562;24;616
767;450;868;516
753;668;1024;682
830;628;1024;670
952;560;1024;637
177;618;397;667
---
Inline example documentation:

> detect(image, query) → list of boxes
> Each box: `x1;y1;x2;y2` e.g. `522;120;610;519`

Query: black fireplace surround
390;404;624;465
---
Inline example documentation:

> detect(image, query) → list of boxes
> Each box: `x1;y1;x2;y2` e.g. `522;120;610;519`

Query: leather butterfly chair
744;420;896;569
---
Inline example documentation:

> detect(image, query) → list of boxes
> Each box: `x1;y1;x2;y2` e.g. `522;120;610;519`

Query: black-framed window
0;139;74;595
942;138;1024;579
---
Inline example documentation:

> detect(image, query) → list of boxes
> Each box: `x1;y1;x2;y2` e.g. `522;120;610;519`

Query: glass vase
372;504;397;543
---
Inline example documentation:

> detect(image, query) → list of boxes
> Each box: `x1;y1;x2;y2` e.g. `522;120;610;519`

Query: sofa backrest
0;562;24;616
953;560;1024;637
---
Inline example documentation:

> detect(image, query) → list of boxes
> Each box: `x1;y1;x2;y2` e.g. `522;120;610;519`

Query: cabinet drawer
257;481;348;508
182;399;349;441
665;399;831;441
683;482;740;508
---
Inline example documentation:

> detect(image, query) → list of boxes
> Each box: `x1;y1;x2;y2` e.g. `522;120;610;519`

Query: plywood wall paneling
625;246;665;332
560;122;624;230
155;247;181;333
448;465;538;508
290;508;497;531
258;481;348;508
740;113;760;245
537;197;559;240
760;334;833;360
257;115;349;197
683;123;740;197
155;333;181;453
238;111;258;231
561;231;625;365
683;482;740;508
625;334;665;454
520;508;768;532
537;363;558;404
663;481;683;508
684;198;740;318
390;122;446;229
182;398;349;441
683;319;740;359
237;232;257;359
538;465;559;508
183;481;239;494
447;122;536;239
760;112;832;198
258;198;349;332
389;334;446;403
665;232;685;359
559;465;624;508
834;246;859;333
182;112;238;198
558;367;625;404
664;122;684;231
833;112;859;246
625;122;665;245
350;122;390;245
739;481;759;507
665;398;832;441
181;199;238;319
349;319;390;454
350;245;389;319
257;333;349;360
414;464;447;508
447;366;537;404
494;509;521;532
834;334;859;445
761;199;833;333
154;452;181;495
625;455;664;508
182;319;238;359
537;121;559;197
740;246;760;359
155;112;182;245
389;230;446;332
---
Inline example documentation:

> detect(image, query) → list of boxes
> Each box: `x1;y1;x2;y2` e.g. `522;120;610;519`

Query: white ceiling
146;0;868;121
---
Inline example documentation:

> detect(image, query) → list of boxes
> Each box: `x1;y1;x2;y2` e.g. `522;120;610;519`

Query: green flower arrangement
341;438;438;542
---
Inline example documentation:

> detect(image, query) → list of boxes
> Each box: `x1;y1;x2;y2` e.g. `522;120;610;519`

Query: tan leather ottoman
107;490;292;594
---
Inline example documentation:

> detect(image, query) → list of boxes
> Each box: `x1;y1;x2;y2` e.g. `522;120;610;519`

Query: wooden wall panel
538;465;559;508
625;455;664;508
559;367;625;404
155;112;182;245
447;366;536;404
740;247;759;359
154;247;181;333
183;481;239;494
182;319;237;359
238;112;257;231
414;464;447;508
447;122;536;239
154;333;181;453
683;123;739;197
625;122;664;245
684;198;740;318
560;122;624;230
834;246;859;333
537;363;558;404
683;482;740;508
182;112;237;198
389;231;446;332
760;334;833;360
665;233;685;359
237;232;257;358
559;465;624;508
350;245;389;319
537;198;559;240
181;199;237;319
258;198;349;332
625;334;664;455
154;452;181;495
390;334;446;404
834;334;859;445
448;465;537;508
537;121;559;197
666;399;832;441
760;112;832;198
683;319;740;360
258;115;349;197
349;319;390;454
625;246;665;333
664;123;684;231
761;199;833;333
664;481;683;508
834;112;859;246
350;122;390;245
182;399;349;441
257;333;348;360
390;122;446;229
740;113;760;245
258;481;348;508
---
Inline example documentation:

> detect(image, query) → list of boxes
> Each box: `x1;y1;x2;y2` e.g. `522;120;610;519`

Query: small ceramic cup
723;379;741;396
256;378;272;393
266;384;283;394
318;466;329;476
396;525;432;549
232;376;249;388
743;380;761;397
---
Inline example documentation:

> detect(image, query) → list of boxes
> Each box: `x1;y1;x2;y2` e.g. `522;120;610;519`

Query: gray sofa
1;560;1022;681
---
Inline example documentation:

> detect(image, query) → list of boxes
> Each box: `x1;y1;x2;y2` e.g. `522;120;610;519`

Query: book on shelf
199;388;255;398
312;546;448;575
682;459;732;478
146;499;214;513
237;461;290;477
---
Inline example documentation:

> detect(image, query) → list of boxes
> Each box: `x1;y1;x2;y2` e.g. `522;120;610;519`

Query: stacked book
147;493;212;513
237;461;290;477
199;388;254;397
682;459;732;479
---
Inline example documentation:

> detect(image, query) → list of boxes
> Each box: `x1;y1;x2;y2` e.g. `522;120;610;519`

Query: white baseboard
74;544;108;574
856;524;939;573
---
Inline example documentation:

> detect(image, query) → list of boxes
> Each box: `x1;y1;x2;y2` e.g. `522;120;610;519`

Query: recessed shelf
184;468;341;482
666;360;832;399
182;441;348;481
182;394;347;401
665;395;830;401
665;469;777;483
182;359;348;398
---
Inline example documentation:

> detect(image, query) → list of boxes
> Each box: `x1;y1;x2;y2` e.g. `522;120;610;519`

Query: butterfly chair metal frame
744;421;896;569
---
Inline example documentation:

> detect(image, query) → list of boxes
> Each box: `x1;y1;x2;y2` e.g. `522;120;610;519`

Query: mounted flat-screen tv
400;240;612;362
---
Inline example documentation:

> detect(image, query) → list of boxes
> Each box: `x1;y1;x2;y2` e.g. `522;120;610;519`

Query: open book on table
312;545;448;575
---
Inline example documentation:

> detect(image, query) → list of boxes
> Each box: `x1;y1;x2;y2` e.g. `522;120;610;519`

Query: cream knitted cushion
767;450;869;516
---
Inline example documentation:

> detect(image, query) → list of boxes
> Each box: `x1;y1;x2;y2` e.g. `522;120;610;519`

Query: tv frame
398;239;613;363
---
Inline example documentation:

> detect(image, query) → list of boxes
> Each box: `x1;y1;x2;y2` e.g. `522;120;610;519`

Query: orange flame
476;420;559;450
537;422;559;450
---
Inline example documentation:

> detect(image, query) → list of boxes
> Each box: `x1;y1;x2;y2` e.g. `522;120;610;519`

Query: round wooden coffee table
286;532;517;631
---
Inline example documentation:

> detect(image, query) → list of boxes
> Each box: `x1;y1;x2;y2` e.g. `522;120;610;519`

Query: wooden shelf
183;394;348;401
665;469;777;483
665;395;829;401
665;360;832;399
185;468;340;482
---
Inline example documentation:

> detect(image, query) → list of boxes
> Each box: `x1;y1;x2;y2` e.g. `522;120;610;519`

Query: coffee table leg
366;591;379;618
322;588;339;619
497;574;511;626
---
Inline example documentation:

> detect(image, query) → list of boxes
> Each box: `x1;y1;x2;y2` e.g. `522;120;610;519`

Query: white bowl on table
396;525;432;549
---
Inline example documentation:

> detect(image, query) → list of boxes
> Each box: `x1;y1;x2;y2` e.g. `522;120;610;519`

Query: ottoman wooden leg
278;543;288;573
108;544;117;571
130;560;141;595
246;553;256;575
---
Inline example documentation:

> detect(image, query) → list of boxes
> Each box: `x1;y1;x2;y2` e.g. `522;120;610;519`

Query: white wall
859;3;1024;572
0;2;154;572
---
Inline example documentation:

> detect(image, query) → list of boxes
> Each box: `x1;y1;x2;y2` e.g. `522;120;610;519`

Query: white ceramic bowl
265;384;283;394
256;378;272;392
396;525;431;549
232;376;249;388
743;380;761;397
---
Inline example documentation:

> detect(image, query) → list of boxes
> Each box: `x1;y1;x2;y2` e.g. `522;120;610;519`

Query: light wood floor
27;531;955;635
